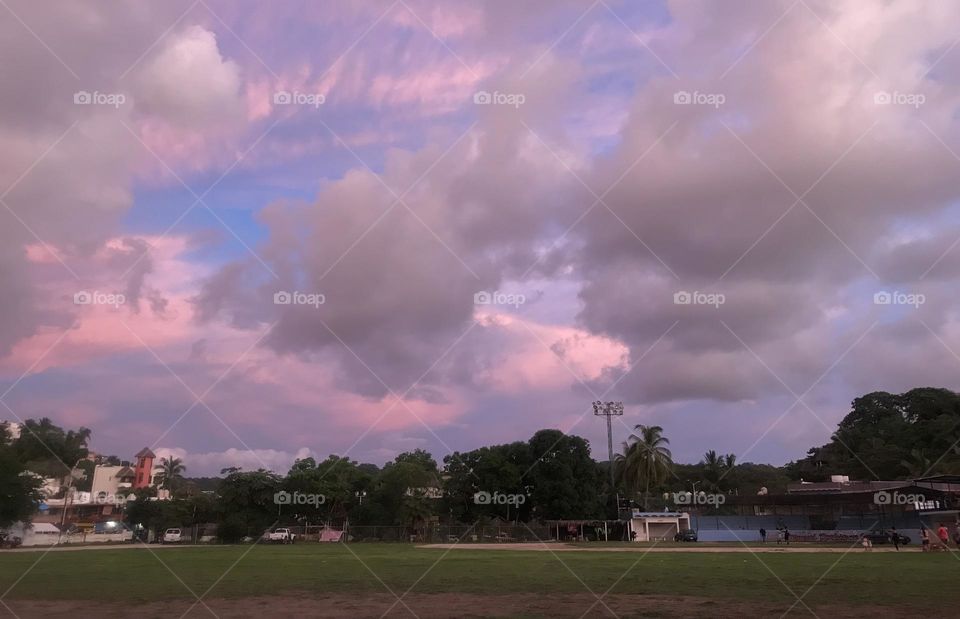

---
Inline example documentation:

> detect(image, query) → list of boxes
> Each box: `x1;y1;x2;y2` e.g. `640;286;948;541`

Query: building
684;474;960;542
627;510;691;541
36;447;167;530
90;465;135;503
36;490;124;529
133;447;156;489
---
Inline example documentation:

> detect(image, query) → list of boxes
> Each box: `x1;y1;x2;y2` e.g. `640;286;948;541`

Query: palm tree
701;450;723;492
157;456;186;492
615;425;673;508
701;451;737;492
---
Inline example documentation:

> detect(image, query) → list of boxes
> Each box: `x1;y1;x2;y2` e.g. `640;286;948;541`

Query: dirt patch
3;593;917;618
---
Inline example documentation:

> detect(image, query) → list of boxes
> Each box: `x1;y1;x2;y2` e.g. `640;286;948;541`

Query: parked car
674;529;698;542
263;528;296;544
863;530;910;545
161;528;183;544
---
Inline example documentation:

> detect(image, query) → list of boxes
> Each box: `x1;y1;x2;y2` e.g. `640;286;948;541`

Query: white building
90;465;135;503
629;510;692;542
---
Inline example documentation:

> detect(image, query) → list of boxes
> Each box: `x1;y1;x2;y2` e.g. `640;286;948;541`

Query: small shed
543;519;624;542
629;510;690;542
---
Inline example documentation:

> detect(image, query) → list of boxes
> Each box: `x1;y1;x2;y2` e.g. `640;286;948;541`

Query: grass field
0;543;946;617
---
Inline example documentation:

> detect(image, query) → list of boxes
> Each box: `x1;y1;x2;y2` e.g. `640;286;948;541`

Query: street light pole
593;401;624;492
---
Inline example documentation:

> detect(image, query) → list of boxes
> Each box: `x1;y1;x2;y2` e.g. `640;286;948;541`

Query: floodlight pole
593;401;624;493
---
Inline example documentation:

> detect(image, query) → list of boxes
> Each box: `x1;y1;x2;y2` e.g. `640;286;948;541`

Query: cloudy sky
2;0;960;475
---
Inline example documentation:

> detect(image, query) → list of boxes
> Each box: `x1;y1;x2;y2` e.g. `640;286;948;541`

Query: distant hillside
183;477;222;492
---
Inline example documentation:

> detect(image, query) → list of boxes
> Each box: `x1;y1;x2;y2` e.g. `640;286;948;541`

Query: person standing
890;527;900;551
783;527;790;545
921;527;930;552
759;528;766;543
938;523;950;550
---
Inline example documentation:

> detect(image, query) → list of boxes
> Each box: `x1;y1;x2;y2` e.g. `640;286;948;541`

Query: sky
2;0;960;476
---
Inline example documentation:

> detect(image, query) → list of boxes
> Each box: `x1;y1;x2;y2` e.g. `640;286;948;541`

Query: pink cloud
388;3;485;39
366;61;489;112
474;310;628;394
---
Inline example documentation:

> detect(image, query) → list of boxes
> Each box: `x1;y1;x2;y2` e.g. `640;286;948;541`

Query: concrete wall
696;528;925;544
19;531;133;546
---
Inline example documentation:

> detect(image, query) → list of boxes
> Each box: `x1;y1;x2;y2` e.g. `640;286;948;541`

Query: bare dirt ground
1;593;916;618
419;542;916;553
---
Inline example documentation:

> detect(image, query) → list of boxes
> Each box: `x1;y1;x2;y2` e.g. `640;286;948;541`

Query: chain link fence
341;524;554;543
124;521;632;544
334;522;629;543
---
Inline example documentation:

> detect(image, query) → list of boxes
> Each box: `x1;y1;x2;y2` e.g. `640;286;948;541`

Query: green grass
0;544;949;609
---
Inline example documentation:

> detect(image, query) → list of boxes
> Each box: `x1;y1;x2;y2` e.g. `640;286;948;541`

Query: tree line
3;387;960;534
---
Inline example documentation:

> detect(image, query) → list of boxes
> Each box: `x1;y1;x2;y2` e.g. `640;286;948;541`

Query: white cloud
133;25;244;128
155;446;313;476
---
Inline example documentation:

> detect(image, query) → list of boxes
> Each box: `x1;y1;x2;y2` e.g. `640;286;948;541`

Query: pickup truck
263;528;296;544
161;528;182;544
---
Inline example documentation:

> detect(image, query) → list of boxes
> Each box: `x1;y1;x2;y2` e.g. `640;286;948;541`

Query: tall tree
0;425;42;527
443;442;531;522
282;455;370;523
615;425;673;508
789;388;960;480
527;430;604;519
900;448;932;478
14;418;91;479
216;469;283;541
700;450;737;492
156;456;187;493
369;453;441;527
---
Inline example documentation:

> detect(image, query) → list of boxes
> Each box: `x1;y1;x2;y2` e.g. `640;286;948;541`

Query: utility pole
593;401;624;492
57;458;85;545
